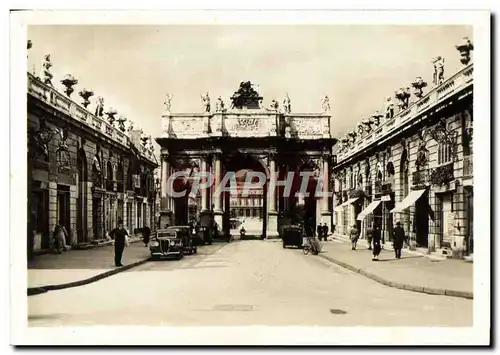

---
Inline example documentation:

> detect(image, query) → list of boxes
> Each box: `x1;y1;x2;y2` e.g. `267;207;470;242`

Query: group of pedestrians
348;222;408;261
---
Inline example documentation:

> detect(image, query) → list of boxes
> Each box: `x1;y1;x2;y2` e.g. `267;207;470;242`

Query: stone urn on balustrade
61;74;78;97
455;37;474;66
79;88;94;109
411;77;428;99
105;108;118;126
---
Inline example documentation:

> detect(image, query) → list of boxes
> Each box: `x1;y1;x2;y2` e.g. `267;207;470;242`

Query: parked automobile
149;228;185;260
165;225;197;255
282;225;304;249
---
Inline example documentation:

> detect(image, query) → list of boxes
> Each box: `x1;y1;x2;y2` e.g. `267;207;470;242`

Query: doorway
57;187;71;245
354;199;362;233
415;190;429;247
93;197;102;238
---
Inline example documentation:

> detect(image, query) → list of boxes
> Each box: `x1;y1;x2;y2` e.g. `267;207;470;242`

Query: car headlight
170;240;176;246
151;241;159;247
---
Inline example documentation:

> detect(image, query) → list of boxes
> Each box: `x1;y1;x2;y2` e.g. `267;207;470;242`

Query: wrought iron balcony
412;162;454;188
463;155;473;177
429;162;454;186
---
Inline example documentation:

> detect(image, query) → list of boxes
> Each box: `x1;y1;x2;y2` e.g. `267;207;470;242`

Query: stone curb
27;257;151;297
319;254;473;300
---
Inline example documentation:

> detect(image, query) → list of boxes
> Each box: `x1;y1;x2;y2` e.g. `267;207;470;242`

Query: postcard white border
10;9;490;346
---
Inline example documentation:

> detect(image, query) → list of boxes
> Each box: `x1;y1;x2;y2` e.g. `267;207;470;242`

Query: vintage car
282;225;304;249
150;228;185;260
165;225;197;255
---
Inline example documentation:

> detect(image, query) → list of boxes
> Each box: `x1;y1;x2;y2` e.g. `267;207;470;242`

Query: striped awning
390;189;426;213
356;200;381;221
334;197;359;212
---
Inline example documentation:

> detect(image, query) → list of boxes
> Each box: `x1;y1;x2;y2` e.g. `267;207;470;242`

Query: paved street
28;240;472;327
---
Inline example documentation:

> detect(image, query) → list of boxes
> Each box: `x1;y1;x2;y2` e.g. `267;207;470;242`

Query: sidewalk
320;236;473;299
28;238;150;292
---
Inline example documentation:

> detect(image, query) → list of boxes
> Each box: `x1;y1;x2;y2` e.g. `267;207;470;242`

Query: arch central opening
222;153;269;239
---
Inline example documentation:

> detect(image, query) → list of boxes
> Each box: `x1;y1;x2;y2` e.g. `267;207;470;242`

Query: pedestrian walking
349;224;359;250
392;221;407;259
142;226;151;247
316;224;322;240
372;225;382;261
110;218;129;267
322;223;329;241
366;223;374;250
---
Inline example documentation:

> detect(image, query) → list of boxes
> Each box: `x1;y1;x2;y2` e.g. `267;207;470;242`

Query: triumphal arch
156;82;336;238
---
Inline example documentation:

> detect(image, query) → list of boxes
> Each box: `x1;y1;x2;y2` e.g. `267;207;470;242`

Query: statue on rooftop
215;96;225;112
40;54;53;86
283;93;291;114
433;56;445;85
95;96;104;117
384;97;394;119
230;81;263;109
164;93;173;112
127;120;134;134
321;95;331;112
269;99;279;112
201;92;211;113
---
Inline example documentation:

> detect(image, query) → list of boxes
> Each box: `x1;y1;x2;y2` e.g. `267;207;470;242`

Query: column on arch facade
212;153;223;231
320;153;331;225
159;151;173;227
198;154;213;230
266;153;279;238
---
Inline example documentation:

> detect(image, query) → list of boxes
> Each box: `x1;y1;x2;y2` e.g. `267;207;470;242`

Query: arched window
91;156;102;187
107;161;114;181
400;149;409;197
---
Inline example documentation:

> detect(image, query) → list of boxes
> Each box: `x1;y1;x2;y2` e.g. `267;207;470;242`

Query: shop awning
334;197;360;212
356;200;382;221
390;189;426;213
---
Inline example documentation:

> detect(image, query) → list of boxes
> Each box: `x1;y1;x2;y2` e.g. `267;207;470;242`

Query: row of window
230;197;264;207
341;142;455;187
231;208;264;219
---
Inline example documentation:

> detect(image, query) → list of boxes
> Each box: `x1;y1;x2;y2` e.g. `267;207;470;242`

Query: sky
27;25;472;151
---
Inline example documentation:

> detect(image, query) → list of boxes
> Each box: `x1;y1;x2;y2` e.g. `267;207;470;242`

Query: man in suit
110;218;129;267
392;221;407;259
322;223;329;241
372;225;382;261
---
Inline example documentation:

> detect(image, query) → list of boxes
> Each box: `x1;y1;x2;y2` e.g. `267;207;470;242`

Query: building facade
156;83;336;238
332;40;474;258
27;65;158;252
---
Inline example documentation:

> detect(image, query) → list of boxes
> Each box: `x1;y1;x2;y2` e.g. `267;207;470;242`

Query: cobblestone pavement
28;239;472;327
320;237;473;295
